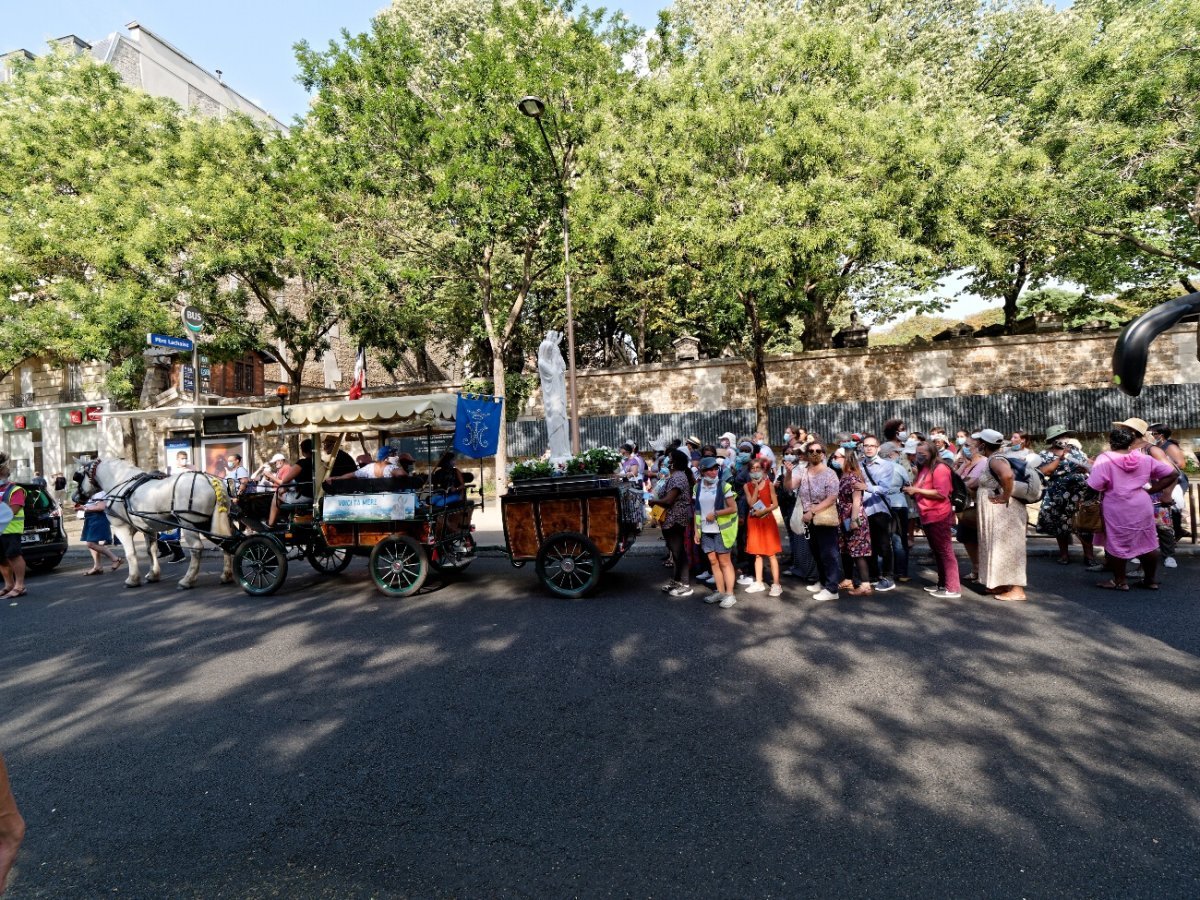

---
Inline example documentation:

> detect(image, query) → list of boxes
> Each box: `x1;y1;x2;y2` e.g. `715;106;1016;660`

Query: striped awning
236;393;459;434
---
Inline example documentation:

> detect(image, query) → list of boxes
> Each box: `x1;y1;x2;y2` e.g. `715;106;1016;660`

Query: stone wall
546;326;1199;419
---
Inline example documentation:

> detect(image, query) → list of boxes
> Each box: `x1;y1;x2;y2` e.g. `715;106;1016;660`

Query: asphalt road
2;550;1199;898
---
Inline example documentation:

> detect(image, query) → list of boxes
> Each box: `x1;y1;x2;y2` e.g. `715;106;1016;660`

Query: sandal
83;568;103;576
110;558;125;572
1096;580;1129;591
0;588;27;599
1135;581;1160;591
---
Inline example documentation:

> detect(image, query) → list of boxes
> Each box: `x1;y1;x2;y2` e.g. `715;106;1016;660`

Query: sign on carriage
323;492;417;522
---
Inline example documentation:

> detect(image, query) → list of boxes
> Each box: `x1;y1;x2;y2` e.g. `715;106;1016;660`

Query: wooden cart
501;474;641;598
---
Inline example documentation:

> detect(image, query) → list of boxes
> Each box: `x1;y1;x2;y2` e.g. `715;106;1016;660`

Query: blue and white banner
323;492;416;522
453;393;503;459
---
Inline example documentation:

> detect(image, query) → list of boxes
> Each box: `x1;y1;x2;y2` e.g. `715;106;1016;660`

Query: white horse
74;459;234;590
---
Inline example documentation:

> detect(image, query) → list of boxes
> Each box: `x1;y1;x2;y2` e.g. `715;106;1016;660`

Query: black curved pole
1112;290;1200;396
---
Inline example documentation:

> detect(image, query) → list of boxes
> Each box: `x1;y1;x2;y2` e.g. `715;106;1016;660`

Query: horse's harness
91;462;224;527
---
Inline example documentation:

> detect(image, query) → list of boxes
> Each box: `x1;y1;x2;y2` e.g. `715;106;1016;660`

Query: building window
233;360;255;394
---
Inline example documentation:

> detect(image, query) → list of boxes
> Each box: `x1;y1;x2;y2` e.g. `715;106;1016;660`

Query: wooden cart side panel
321;523;406;548
538;499;584;542
504;501;541;559
354;525;400;547
586;496;619;555
323;523;357;548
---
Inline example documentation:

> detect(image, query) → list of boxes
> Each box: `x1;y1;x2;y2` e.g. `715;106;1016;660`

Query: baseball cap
699;456;720;471
376;447;393;462
971;428;1005;445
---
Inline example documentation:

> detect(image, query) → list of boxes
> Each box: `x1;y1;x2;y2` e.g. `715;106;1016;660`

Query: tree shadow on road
2;554;1199;897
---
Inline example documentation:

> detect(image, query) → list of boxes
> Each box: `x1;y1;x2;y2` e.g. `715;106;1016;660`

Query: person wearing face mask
798;442;842;601
694;457;740;607
833;439;874;596
1035;425;1096;567
879;419;907;461
859;434;897;592
1146;423;1188;568
777;447;818;582
731;441;757;585
742;458;783;596
903;440;961;599
649;449;697;597
973;428;1028;601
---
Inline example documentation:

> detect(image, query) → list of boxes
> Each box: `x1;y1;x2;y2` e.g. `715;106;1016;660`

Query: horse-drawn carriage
229;393;479;597
77;394;479;598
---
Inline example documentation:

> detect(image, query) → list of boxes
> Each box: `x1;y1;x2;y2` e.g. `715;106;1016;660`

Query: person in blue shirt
860;434;898;591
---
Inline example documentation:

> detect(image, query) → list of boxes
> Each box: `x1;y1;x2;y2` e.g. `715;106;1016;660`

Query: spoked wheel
369;535;428;598
306;545;353;575
234;535;288;596
536;531;602;599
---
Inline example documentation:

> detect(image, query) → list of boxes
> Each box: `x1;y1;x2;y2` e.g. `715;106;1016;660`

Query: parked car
15;482;69;573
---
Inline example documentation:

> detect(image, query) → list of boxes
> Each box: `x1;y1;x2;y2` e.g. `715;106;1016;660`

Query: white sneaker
719;594;737;608
697;571;715;583
736;574;754;586
661;580;679;593
923;585;944;594
931;589;962;599
669;584;694;598
704;591;723;604
805;583;823;593
769;584;783;597
812;589;838;602
745;581;766;593
1164;557;1178;569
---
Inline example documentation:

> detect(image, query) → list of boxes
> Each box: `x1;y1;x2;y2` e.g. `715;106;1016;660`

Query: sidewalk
58;501;1200;561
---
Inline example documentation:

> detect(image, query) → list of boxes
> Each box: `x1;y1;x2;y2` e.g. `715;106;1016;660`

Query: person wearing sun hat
971;428;1028;601
1035;424;1097;567
1087;420;1178;589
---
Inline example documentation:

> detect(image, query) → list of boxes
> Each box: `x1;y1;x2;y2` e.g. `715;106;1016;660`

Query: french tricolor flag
348;346;367;400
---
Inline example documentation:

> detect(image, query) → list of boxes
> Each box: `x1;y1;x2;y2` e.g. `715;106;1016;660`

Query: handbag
956;505;978;531
1072;497;1102;533
812;505;839;527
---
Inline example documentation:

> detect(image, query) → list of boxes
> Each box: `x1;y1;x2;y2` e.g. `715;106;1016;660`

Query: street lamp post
517;95;581;455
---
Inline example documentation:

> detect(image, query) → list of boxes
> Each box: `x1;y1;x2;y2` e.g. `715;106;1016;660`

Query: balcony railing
59;388;86;403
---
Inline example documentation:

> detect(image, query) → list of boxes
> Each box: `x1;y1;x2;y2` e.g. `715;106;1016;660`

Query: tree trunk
636;301;646;365
489;336;508;495
741;290;771;436
799;287;834;350
1003;250;1029;333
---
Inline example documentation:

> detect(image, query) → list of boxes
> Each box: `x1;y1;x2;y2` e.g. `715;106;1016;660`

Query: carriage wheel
306;545;353;575
369;535;428;598
536;532;602;599
234;535;288;596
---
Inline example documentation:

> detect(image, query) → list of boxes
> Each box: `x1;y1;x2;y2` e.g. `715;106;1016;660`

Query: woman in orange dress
743;458;783;596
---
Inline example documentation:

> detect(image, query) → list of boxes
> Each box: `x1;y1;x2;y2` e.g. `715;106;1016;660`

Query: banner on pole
453;393;503;459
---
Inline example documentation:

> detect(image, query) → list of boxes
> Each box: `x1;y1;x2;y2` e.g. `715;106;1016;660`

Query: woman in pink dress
1087;421;1178;590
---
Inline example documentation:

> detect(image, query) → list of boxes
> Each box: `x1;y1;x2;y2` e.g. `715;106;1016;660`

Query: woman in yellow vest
694;457;739;608
0;452;28;600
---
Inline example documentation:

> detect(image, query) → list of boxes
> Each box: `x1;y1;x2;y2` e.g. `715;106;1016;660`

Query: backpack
948;468;970;512
992;454;1043;504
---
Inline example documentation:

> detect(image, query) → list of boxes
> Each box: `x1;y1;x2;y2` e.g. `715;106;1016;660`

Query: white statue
538;329;572;462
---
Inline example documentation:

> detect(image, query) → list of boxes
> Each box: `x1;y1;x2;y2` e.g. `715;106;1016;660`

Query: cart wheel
536;532;602;599
369;535;428;598
306;545;353;575
234;535;288;596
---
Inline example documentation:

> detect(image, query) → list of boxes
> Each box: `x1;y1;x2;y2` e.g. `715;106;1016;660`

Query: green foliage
566;446;621;476
462;374;537;421
509;458;553;481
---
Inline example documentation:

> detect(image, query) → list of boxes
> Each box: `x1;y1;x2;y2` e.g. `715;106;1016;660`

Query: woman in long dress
1087;423;1178;590
974;430;1028;601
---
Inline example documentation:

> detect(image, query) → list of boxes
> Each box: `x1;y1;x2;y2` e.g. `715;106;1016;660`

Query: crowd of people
634;417;1192;607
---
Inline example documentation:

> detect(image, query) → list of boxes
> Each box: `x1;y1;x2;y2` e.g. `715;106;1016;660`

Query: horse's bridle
72;459;103;504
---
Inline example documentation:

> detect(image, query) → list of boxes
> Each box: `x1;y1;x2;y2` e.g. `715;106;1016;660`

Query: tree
1040;0;1200;294
296;1;636;484
585;9;973;431
0;50;184;404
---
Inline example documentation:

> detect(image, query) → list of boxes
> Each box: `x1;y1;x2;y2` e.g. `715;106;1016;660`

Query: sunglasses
807;449;825;455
